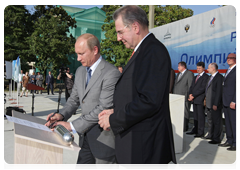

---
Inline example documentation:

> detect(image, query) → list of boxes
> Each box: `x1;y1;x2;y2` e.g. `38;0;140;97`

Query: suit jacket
173;70;194;101
109;33;176;164
205;72;223;109
222;66;236;107
60;59;121;159
36;75;43;86
189;72;209;105
46;74;54;84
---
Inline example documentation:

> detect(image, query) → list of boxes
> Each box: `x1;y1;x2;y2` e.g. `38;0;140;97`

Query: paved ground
3;91;237;167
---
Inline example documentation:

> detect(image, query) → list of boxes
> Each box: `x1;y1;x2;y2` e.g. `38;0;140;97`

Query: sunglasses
227;57;236;60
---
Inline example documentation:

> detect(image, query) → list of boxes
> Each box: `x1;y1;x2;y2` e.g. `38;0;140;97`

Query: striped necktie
195;74;200;83
86;67;92;88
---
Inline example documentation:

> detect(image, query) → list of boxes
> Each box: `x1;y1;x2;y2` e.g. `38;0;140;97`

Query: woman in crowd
20;72;29;97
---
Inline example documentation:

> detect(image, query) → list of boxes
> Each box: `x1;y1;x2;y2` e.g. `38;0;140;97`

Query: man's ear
93;46;98;55
132;22;140;34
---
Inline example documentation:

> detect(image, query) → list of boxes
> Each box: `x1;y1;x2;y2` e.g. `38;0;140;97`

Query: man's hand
230;102;236;110
98;109;114;131
213;105;218;111
188;94;194;101
45;113;63;127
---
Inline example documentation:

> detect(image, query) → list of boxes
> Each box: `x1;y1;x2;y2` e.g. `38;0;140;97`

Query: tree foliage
4;5;34;62
101;5;193;67
27;5;77;79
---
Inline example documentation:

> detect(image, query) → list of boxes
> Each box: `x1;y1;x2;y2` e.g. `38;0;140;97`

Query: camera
59;66;68;75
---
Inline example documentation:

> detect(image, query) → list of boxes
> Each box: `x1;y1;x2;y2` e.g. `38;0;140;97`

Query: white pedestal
169;94;185;153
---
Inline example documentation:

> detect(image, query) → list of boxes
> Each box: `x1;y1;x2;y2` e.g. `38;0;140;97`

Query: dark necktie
86;67;92;88
178;72;182;82
205;76;214;94
195;74;200;83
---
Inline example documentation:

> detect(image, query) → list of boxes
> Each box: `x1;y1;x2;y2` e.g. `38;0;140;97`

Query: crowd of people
171;54;236;151
18;70;56;97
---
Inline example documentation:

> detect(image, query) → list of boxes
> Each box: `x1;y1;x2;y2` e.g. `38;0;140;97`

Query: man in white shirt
18;70;24;96
187;62;209;137
45;33;121;163
219;53;236;151
98;5;176;164
173;61;194;131
204;63;223;144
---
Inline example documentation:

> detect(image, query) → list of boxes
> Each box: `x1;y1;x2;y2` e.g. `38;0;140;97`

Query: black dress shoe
227;146;236;151
218;142;232;147
186;131;196;135
194;134;204;138
208;140;221;144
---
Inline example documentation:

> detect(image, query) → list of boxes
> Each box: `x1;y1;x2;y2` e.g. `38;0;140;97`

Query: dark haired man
173;61;194;131
187;62;209;137
98;5;176;164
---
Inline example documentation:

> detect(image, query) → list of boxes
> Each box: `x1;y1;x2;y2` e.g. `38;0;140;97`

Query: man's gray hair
113;5;149;29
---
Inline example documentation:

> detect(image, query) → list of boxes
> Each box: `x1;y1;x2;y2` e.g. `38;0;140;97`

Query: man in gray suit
46;33;121;164
173;61;194;131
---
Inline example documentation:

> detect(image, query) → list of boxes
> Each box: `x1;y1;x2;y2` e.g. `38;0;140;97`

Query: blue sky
25;5;223;16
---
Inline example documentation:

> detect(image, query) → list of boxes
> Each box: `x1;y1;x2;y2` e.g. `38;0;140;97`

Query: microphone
54;125;74;145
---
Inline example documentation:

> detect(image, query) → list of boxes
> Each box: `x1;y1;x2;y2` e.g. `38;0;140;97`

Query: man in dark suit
46;33;121;163
187;62;209;137
219;53;236;151
205;63;223;144
46;71;54;95
173;61;194;131
98;5;176;164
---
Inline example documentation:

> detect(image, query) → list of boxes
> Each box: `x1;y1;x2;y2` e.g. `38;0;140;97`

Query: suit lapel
176;70;187;84
83;59;105;98
195;72;205;84
224;66;236;82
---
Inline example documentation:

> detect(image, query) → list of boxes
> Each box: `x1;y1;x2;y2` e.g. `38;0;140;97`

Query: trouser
65;88;72;101
193;103;205;135
206;107;223;142
77;135;117;164
65;88;75;114
205;108;213;137
30;82;36;93
17;83;22;95
184;101;191;131
36;83;42;94
223;106;236;146
21;87;28;96
47;83;54;94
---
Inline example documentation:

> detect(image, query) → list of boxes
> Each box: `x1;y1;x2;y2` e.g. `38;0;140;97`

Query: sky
25;5;223;16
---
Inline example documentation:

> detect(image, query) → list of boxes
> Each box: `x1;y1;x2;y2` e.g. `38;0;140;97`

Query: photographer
57;67;74;102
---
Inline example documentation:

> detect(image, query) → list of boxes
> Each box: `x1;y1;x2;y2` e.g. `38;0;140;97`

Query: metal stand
56;76;64;113
31;92;35;116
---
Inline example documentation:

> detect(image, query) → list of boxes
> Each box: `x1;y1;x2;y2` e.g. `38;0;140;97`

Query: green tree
100;5;133;67
27;5;77;81
4;5;34;62
101;5;193;67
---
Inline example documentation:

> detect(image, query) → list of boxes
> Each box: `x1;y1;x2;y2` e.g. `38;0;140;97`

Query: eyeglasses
227;57;236;60
116;25;128;37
